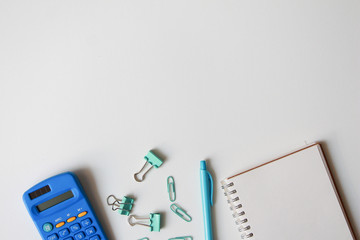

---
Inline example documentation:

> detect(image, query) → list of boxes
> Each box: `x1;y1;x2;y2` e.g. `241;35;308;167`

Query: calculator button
55;221;65;228
81;218;92;227
89;234;101;240
70;223;81;232
85;226;96;236
47;233;59;240
42;222;53;232
64;237;74;240
67;216;76;223
77;211;88;218
74;231;86;240
58;228;70;237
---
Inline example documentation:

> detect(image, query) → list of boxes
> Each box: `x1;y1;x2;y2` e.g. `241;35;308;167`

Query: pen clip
206;171;214;206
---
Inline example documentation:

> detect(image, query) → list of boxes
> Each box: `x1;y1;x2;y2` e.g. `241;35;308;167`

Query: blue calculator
23;172;107;240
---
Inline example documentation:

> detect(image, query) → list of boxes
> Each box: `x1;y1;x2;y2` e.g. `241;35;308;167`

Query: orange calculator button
77;211;88;218
55;222;65;228
67;217;76;223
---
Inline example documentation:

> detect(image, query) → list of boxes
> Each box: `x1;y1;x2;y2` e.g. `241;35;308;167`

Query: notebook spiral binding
221;181;254;239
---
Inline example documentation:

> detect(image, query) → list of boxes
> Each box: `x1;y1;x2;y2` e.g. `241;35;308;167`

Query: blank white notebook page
222;144;354;240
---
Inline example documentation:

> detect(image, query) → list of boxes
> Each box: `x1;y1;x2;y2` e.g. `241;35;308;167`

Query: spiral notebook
221;143;355;240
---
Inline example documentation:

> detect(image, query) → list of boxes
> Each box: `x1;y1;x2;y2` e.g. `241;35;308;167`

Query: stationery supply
106;195;134;215
168;236;193;240
221;143;355;239
167;176;176;202
128;213;162;232
200;160;214;240
23;172;107;240
134;150;164;182
170;203;192;222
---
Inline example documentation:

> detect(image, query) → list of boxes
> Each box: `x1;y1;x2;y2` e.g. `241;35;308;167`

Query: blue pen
200;160;214;240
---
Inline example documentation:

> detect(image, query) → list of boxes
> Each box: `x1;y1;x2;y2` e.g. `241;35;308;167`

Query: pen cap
200;160;207;170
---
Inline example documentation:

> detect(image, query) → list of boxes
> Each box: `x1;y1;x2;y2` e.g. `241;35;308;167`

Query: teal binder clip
170;203;192;222
168;236;193;240
107;195;134;216
138;238;150;240
128;213;161;232
167;176;176;202
134;150;163;182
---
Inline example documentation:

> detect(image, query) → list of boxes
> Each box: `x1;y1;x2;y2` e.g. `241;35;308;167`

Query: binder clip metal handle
107;195;124;207
128;213;161;232
128;215;150;227
134;150;163;182
134;162;153;182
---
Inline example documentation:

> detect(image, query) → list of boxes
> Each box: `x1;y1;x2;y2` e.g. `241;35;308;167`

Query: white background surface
0;0;359;239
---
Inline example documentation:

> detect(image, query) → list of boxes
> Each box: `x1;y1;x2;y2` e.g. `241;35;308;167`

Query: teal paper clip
107;195;134;216
169;236;193;240
167;176;176;202
134;150;164;182
138;238;149;240
128;213;161;232
170;203;192;222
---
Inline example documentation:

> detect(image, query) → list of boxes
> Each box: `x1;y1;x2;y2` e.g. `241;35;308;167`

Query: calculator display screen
36;190;74;212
